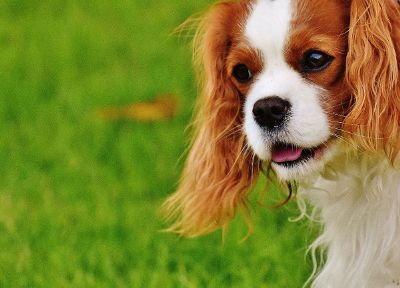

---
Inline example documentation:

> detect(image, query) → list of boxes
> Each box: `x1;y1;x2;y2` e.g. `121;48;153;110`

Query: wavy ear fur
163;1;259;237
344;0;400;158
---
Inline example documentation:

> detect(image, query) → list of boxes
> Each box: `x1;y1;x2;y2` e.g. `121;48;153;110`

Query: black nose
252;96;291;129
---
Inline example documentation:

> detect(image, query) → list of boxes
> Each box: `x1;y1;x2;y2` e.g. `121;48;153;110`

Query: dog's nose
252;96;291;129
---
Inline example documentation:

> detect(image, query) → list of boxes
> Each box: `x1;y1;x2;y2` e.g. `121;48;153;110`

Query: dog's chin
265;141;336;181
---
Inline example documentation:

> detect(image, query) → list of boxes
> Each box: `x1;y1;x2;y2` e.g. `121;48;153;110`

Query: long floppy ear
163;1;259;237
344;0;400;158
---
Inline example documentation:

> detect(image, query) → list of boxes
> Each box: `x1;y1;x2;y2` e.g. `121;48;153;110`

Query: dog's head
164;0;400;236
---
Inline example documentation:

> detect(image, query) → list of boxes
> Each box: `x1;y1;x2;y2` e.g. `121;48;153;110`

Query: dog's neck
298;149;400;288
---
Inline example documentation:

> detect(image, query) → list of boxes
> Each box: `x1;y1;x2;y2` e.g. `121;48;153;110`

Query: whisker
228;141;249;177
327;120;366;126
333;127;388;140
330;133;358;149
223;125;244;138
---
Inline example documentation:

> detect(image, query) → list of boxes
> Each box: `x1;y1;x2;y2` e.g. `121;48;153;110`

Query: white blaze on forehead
245;0;293;61
244;0;297;98
242;0;331;178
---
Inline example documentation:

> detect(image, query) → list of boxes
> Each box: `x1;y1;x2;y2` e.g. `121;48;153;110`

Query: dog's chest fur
298;149;400;288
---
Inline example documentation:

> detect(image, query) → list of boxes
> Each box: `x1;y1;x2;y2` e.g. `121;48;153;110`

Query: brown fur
162;0;258;237
344;0;400;158
226;42;264;96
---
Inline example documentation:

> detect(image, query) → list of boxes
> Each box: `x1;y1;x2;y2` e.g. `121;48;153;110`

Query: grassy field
0;0;312;287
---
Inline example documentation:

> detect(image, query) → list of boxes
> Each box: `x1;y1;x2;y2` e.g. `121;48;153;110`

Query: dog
163;0;400;287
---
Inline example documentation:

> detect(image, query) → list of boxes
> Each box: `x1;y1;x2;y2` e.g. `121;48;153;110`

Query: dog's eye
232;64;252;83
302;50;333;72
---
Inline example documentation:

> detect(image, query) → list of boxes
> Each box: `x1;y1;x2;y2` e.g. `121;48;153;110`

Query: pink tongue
271;147;303;163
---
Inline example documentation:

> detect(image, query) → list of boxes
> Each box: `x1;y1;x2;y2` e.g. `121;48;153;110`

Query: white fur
243;0;331;180
298;146;400;288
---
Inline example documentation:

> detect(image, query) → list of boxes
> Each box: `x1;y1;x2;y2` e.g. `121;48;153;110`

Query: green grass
0;0;312;287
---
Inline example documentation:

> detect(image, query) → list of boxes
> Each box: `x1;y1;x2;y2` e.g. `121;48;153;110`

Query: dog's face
164;0;400;236
234;0;350;180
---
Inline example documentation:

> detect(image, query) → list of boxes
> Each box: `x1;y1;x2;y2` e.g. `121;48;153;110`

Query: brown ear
163;1;259;237
344;0;400;158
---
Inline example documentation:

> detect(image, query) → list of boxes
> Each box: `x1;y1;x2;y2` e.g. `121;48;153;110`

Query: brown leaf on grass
97;94;179;122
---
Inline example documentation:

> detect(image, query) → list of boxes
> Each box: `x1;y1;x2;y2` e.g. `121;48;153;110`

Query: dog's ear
344;0;400;158
163;1;259;237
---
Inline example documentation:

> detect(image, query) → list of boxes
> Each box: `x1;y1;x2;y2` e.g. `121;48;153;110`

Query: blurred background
0;0;312;287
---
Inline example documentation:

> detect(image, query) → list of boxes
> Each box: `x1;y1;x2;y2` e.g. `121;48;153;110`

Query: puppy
164;1;400;287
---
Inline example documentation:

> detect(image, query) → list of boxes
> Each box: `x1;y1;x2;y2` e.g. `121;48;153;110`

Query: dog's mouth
271;142;326;167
